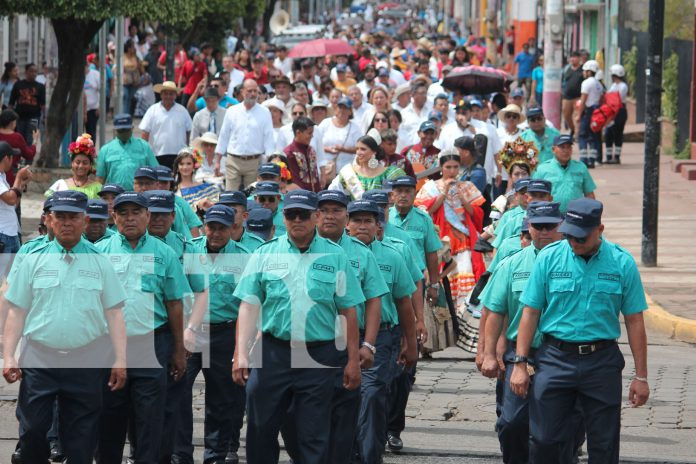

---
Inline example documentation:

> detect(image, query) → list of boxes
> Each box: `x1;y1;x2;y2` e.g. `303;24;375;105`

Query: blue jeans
0;232;20;280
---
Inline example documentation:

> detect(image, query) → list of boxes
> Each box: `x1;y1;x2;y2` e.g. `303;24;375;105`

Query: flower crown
190;147;203;170
68;133;96;159
499;137;539;173
272;160;292;181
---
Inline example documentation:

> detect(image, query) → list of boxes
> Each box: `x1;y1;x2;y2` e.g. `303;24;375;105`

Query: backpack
590;91;622;133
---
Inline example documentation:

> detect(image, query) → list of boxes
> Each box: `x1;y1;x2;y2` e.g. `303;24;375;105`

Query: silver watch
361;341;377;354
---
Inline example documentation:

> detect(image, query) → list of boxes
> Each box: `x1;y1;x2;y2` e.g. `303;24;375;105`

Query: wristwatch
512;355;528;364
361;341;376;355
428;283;441;289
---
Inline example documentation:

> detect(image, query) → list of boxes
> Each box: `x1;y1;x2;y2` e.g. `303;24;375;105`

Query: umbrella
442;65;513;94
288;38;355;58
377;2;400;10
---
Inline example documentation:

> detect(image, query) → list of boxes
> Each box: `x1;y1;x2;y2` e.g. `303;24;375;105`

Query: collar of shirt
282;230;320;252
118;137;134;147
52;238;84;259
117;231;151;251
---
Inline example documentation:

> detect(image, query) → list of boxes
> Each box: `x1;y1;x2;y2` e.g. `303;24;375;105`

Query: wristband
10;187;22;198
361;341;376;355
512;355;528;364
632;376;648;383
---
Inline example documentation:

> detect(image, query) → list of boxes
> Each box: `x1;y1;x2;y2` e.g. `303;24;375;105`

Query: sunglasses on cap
528;116;544;122
530;223;559;231
284;209;313;221
257;196;277;203
564;233;588;244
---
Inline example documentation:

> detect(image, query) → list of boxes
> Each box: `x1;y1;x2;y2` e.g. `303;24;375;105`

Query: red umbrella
377;2;400;10
442;65;513;94
288;39;355;58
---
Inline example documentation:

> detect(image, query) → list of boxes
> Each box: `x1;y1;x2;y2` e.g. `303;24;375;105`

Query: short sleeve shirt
488;234;523;273
97;232;187;336
383;236;424;285
233;232;365;341
96;137;159;190
368;239;417;325
520;127;561;164
533;158;596;213
388;206;443;258
237;229;265;252
383;222;426;272
492;206;525;249
581;76;604;107
139;102;193;156
6;238;126;349
520;239;647;341
172;195;203;239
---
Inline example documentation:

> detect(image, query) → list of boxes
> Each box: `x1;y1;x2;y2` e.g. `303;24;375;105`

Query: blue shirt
520;239;647;342
195;95;238;111
532;66;544;94
514;52;535;79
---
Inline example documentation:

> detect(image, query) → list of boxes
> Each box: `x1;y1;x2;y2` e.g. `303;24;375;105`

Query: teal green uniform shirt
172;195;203;239
337;232;388;329
157;229;206;293
368;239;417;326
234;232;365;342
492;206;525;249
520;239;648;342
388;205;442;262
97;232;187;336
191;236;250;322
520;126;560;164
533;158;597;213
83;227;116;244
382;236;423;284
237;229;265;251
483;245;544;348
7;235;51;285
488;234;523;273
95;137;158;190
271;208;286;237
383;222;426;271
6;238;127;349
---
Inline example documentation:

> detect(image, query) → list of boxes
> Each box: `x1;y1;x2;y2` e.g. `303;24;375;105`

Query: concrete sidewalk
589;143;696;343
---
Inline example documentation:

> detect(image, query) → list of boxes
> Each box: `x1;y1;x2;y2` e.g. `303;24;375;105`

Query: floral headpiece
68;133;96;160
499;137;539;173
190;147;203;170
272;160;292;182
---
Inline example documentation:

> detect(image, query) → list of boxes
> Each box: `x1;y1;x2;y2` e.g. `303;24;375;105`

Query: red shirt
0;132;35;185
158;50;188;83
244;68;269;86
384;153;415;178
284;140;322;192
182;60;208;95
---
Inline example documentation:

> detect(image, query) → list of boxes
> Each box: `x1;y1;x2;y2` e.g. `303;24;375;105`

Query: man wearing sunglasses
252;181;285;238
245;163;283;198
520;107;560;164
232;189;364;464
533;134;596;213
511;198;649;463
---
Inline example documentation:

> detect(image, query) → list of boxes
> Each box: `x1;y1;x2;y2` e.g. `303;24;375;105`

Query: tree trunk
37;18;102;167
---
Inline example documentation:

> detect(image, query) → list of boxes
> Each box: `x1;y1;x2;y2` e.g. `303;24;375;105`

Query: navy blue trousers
529;342;623;464
387;325;414;438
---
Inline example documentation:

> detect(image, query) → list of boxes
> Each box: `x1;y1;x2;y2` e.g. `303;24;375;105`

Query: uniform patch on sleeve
349;260;360;269
512;271;530;281
379;264;392;272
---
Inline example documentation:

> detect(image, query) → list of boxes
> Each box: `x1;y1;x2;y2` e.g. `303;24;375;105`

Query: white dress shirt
0;173;18;236
273;56;294;77
226;68;246;97
139;102;192;156
190;105;227;143
215;102;275;156
351;101;373;129
400;101;434;136
436;118;502;184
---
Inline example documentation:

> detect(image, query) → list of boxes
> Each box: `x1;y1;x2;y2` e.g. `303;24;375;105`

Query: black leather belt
201;320;236;334
264;333;334;348
543;335;616;355
228;153;262;159
154;324;171;335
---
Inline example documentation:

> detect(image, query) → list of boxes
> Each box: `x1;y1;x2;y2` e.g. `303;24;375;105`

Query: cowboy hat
497;104;526;123
153;81;181;94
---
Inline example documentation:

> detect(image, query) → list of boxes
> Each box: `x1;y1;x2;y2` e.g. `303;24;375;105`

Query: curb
644;294;696;344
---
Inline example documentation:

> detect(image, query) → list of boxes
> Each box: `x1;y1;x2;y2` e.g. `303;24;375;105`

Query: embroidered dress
328;163;405;200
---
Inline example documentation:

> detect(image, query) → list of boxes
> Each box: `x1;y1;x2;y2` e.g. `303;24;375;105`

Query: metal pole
309;0;314;23
542;0;563;129
98;21;107;147
114;17;124;115
641;0;664;267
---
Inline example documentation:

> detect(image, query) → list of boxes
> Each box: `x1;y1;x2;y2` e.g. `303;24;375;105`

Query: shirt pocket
511;279;528;298
548;278;575;295
591;279;621;311
307;271;337;307
141;268;166;294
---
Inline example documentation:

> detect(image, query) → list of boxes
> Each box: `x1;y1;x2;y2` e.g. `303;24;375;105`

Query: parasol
442;65;513;94
288;38;355;58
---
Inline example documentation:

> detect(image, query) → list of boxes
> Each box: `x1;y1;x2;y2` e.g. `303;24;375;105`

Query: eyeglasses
530;223;559;231
505;113;520;119
564;233;588;244
528;116;543;122
284;209;312;221
257;196;277;203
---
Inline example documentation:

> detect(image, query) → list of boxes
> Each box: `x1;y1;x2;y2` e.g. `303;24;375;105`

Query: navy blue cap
514;178;530;192
554;134;574;146
527;201;563;224
381;180;393;192
258;163;281;177
204;204;236;226
526;106;544;118
428;110;442;122
42;196;54;213
51;191;88;213
218;191;247;207
377;208;386;224
558;198;603;238
520;217;530;233
391;176;417;188
347;199;380;216
113;192;148;209
419;120;437;132
143;190;175;213
455;98;471;110
469;99;484;108
254;181;281;196
113;113;133;130
511;88;525;98
134;166;158;180
378;67;389;77
247;199;261;211
363;189;389;205
283;189;318;210
337;96;352;108
527;179;552;194
154;165;175;182
98;183;125;196
86;199;110;219
317;190;349;206
246;208;274;240
336;63;348;72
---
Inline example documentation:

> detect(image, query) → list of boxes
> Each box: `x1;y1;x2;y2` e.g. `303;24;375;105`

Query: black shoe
49;442;64;463
473;237;494;253
11;449;22;464
387;432;403;451
225;451;239;464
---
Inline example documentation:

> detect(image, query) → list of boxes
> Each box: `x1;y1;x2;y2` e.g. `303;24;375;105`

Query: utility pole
642;0;665;267
98;21;107;147
114;17;124;115
542;0;563;129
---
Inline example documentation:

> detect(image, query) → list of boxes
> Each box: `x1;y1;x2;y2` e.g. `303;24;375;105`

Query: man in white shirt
139;81;192;168
577;60;604;168
190;87;227;143
347;85;373;127
222;55;246;98
0;142;31;277
392;83;411;113
214;79;275;190
356;64;380;101
273;46;293;77
83;63;101;140
267;75;296;125
400;82;433;136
